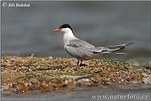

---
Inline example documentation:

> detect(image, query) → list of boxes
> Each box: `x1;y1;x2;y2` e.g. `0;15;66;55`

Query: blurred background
2;1;150;66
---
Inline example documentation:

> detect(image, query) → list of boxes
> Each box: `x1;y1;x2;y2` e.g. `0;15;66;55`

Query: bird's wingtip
126;42;135;46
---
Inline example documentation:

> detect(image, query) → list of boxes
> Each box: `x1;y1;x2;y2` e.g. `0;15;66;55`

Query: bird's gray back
68;39;95;48
64;39;95;60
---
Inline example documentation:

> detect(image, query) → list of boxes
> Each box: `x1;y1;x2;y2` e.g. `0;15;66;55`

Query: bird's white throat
62;28;77;45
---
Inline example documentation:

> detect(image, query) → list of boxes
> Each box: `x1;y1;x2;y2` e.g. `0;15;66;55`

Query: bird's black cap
59;24;73;32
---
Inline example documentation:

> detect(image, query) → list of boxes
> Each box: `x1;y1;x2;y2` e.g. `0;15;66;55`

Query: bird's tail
93;42;134;54
106;42;134;54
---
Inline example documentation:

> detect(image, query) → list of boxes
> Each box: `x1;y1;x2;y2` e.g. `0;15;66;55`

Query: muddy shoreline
1;55;151;93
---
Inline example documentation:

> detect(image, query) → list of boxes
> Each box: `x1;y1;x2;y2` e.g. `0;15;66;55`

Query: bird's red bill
52;28;61;32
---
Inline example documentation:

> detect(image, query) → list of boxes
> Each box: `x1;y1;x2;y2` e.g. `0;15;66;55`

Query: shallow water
2;84;151;101
1;1;151;66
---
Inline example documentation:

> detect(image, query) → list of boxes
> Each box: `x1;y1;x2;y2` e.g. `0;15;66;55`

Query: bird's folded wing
68;39;95;48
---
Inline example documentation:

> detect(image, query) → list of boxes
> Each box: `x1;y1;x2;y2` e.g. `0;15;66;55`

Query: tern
53;24;134;66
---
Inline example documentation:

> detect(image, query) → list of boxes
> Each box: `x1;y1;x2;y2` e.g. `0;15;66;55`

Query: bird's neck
63;31;77;45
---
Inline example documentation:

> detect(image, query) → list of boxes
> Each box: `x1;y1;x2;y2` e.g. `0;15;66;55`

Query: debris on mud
1;56;151;93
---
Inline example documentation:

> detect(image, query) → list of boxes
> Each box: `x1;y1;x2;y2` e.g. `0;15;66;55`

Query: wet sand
2;84;151;101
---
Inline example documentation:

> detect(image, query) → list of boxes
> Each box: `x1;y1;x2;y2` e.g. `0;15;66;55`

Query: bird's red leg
77;60;79;66
80;60;83;66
